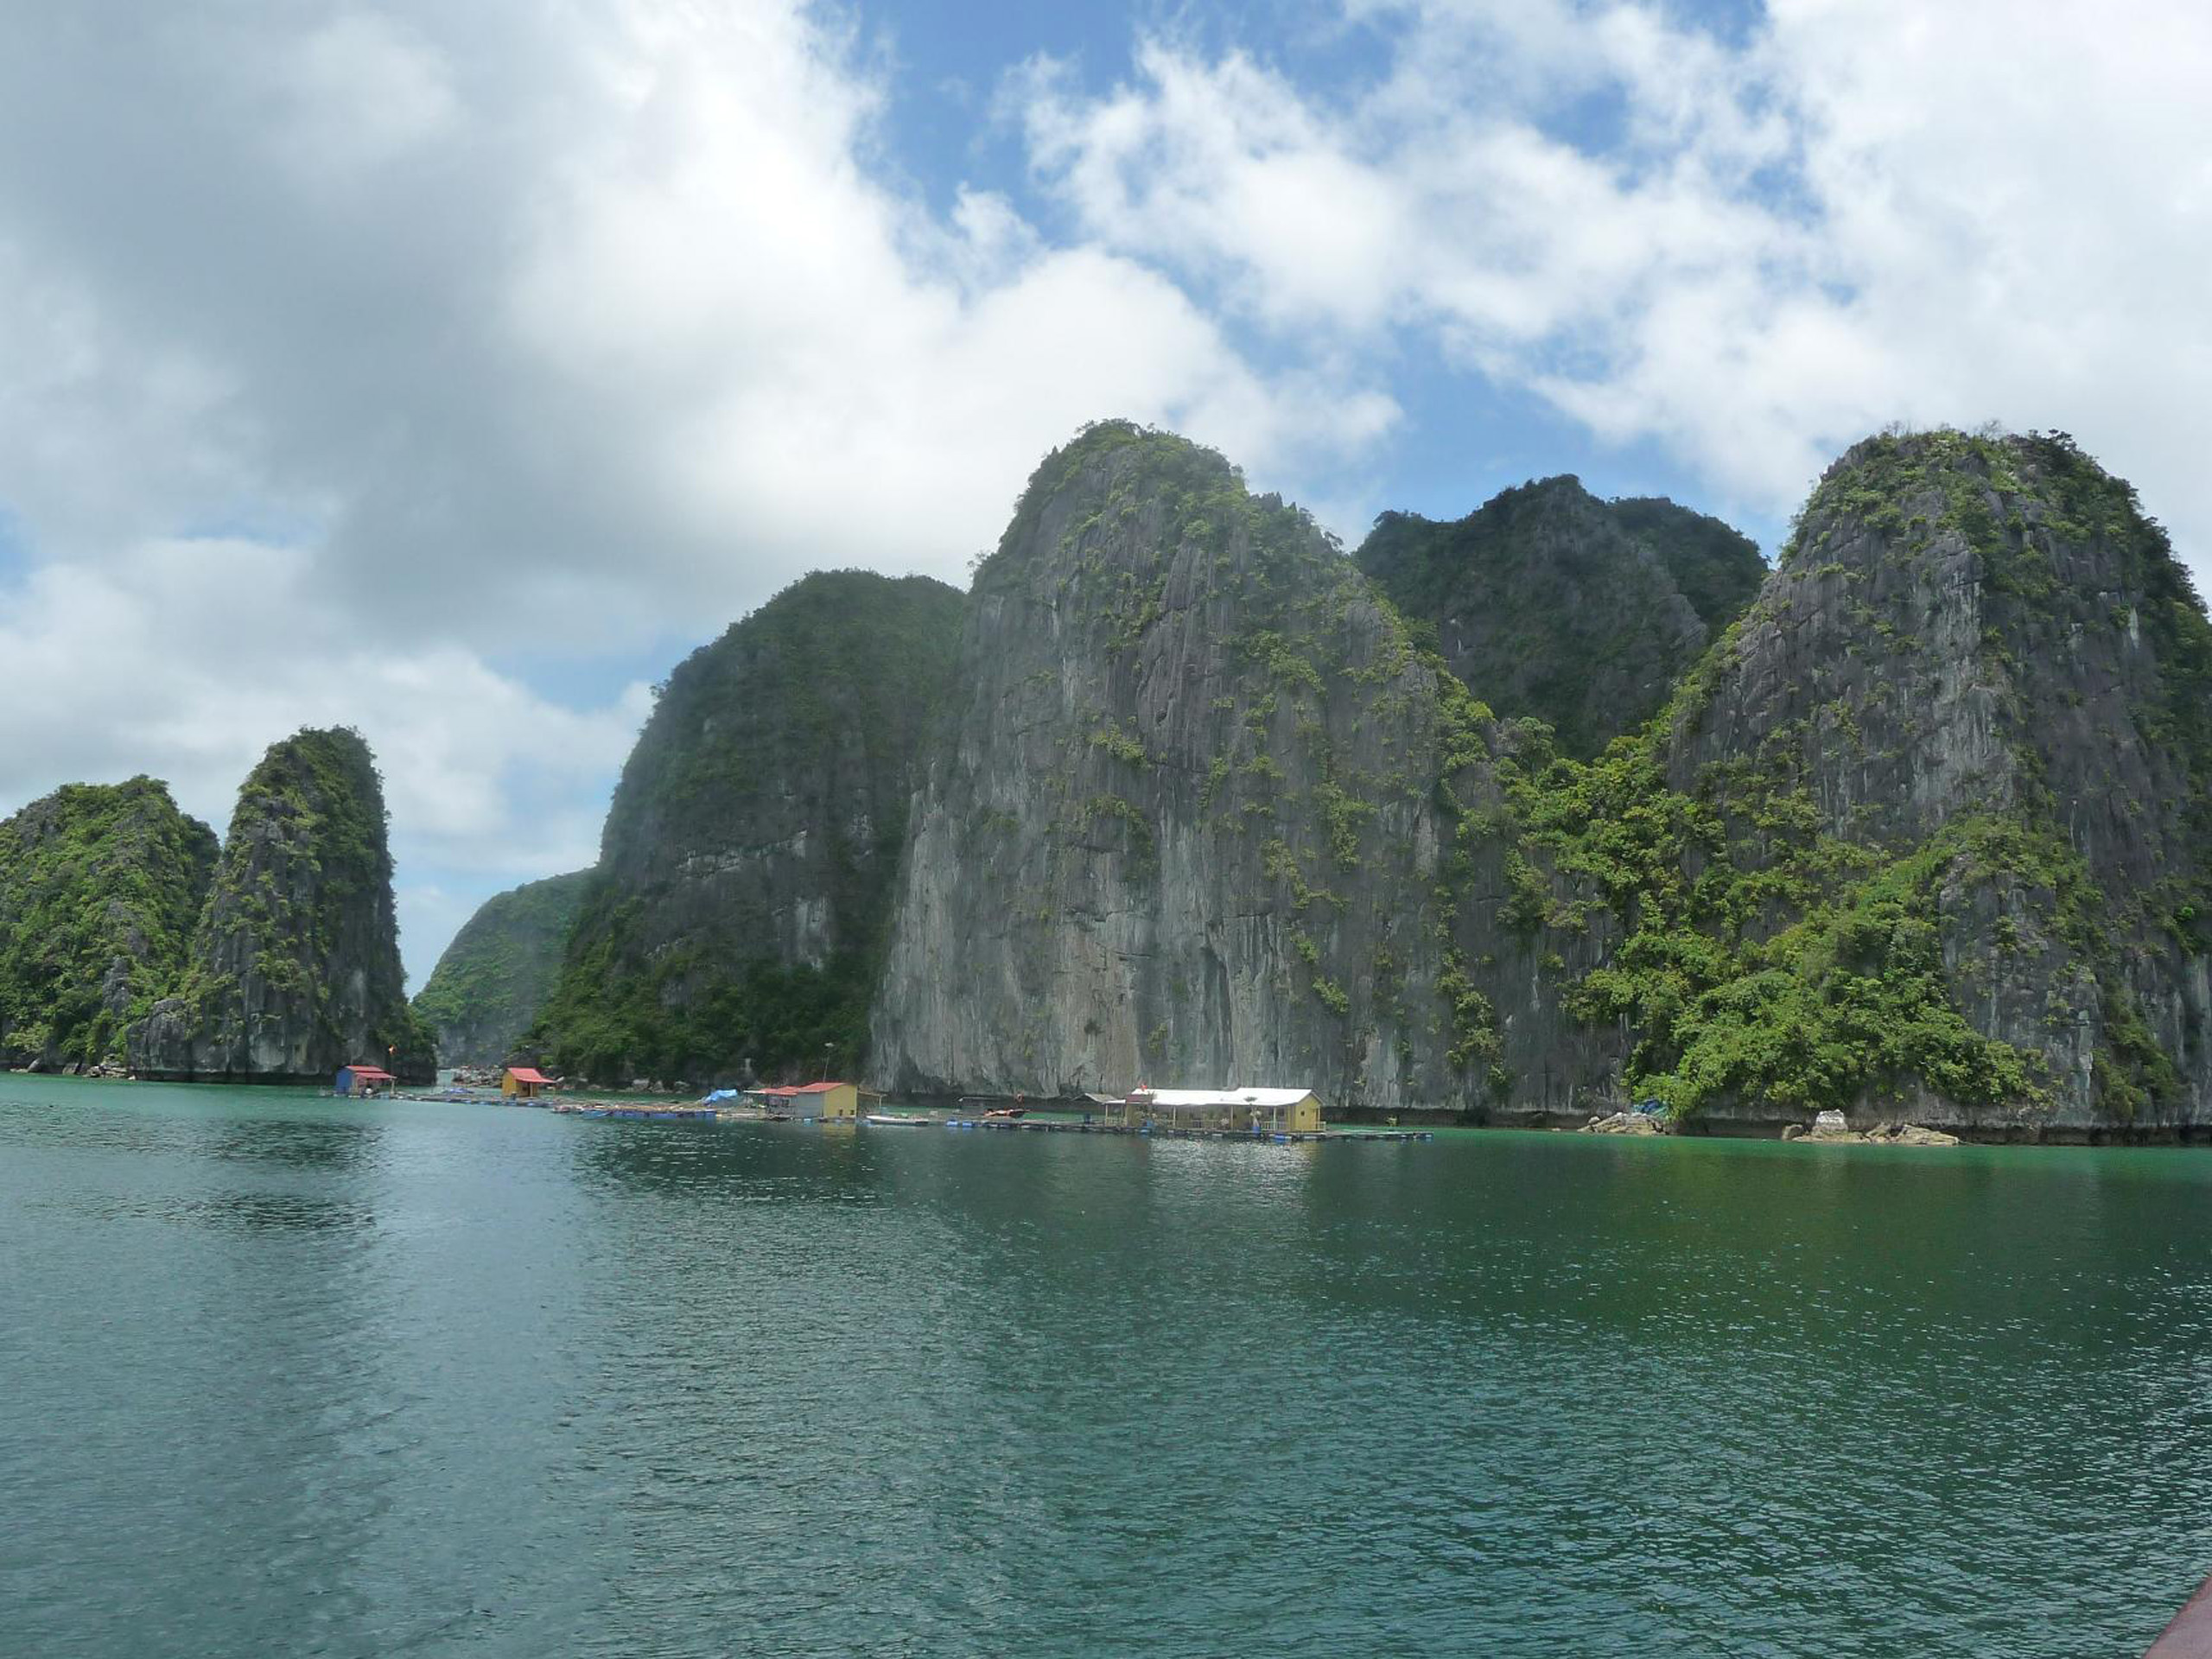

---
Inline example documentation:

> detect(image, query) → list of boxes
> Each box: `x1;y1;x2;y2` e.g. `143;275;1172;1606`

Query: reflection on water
200;1116;382;1172
3;1076;2210;1658
571;1115;888;1206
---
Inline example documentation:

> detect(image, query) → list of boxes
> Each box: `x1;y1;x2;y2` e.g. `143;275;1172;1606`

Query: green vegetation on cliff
133;728;433;1080
1783;426;2212;863
203;729;388;986
505;417;2208;1132
531;570;965;1084
1357;478;1764;757
1609;495;1768;632
0;779;217;1066
1489;429;2212;1125
1495;715;2048;1119
412;871;589;1066
537;926;879;1087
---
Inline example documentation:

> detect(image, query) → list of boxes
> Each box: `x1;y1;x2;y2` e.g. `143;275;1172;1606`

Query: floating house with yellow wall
794;1080;860;1120
502;1066;554;1100
1123;1087;1324;1134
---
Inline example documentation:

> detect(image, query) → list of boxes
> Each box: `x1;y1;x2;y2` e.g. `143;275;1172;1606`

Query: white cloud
0;534;649;863
0;1;1391;636
501;3;1395;588
274;11;461;177
0;245;266;561
0;0;1396;977
1014;1;2212;560
0;534;649;981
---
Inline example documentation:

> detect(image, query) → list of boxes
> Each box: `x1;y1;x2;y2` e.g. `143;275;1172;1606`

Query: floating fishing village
328;1063;1432;1144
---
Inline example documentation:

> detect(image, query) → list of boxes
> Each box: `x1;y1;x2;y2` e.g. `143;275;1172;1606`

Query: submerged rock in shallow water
1861;1122;1962;1147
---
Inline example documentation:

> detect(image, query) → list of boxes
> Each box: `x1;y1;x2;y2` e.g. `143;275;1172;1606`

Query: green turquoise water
3;1076;2209;1656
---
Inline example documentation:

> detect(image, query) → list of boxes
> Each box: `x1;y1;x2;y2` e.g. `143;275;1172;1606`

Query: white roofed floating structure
1121;1087;1325;1135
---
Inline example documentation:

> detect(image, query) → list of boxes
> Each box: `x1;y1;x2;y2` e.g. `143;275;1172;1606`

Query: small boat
981;1107;1027;1122
865;1113;928;1127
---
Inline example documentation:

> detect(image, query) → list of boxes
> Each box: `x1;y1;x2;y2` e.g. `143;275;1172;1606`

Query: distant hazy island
6;421;2211;1142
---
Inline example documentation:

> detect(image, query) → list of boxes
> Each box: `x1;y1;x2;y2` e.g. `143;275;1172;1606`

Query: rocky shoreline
4;1058;134;1079
1582;1109;1959;1146
1332;1099;2209;1145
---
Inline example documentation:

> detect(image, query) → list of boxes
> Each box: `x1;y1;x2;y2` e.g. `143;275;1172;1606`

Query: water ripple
3;1082;2209;1656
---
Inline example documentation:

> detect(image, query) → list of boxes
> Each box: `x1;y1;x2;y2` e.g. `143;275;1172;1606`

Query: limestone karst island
16;424;2211;1146
10;5;2212;1656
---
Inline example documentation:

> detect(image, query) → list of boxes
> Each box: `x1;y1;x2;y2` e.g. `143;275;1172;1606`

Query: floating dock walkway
420;1091;1430;1142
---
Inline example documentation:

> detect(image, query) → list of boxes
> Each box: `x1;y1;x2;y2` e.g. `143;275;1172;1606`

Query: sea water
3;1075;2209;1656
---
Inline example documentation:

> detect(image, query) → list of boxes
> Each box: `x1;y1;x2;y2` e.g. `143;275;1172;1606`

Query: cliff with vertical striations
868;422;2212;1138
129;728;433;1083
1493;429;2212;1136
1609;429;2212;1134
867;422;1620;1112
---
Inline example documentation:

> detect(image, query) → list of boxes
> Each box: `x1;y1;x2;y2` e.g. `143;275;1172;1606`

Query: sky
2;0;2208;988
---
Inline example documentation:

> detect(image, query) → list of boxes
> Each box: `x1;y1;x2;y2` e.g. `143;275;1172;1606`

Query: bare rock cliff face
871;424;2212;1138
869;423;1621;1113
130;728;432;1084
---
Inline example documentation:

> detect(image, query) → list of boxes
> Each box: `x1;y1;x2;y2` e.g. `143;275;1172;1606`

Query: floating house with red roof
793;1080;859;1120
741;1081;859;1119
